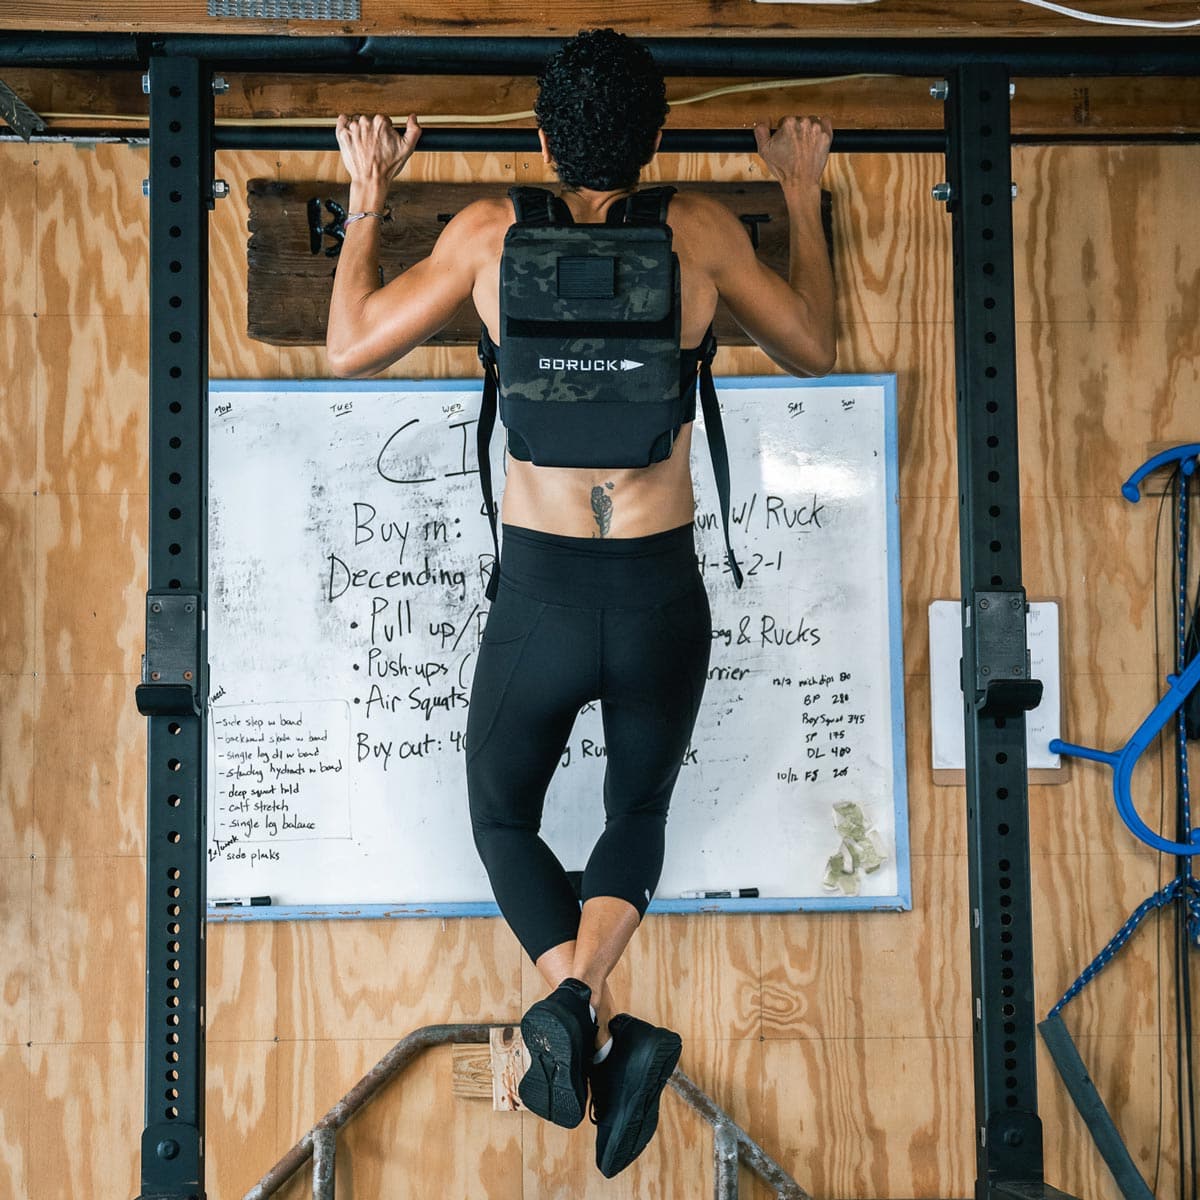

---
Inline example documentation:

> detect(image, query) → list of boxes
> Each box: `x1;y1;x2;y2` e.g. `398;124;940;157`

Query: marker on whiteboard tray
679;888;760;900
210;895;272;907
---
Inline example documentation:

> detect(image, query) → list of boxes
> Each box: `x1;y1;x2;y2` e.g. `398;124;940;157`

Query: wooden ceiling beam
5;69;1200;136
1;1;1200;38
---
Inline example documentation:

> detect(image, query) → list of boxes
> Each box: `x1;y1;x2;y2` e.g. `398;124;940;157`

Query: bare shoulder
668;189;747;233
667;189;753;269
432;196;511;264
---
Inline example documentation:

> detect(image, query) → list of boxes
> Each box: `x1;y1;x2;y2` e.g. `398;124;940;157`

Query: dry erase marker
680;888;759;899
210;895;272;907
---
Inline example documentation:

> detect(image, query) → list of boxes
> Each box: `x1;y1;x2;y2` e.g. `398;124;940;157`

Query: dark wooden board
245;180;822;348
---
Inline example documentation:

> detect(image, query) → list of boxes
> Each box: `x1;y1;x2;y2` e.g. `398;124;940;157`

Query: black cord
1184;470;1198;1200
1170;467;1199;1200
1153;469;1178;1198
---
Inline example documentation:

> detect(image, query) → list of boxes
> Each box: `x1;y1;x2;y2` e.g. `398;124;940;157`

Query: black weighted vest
476;184;744;601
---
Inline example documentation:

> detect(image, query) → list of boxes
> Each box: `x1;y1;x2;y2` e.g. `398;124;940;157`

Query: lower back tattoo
591;482;615;537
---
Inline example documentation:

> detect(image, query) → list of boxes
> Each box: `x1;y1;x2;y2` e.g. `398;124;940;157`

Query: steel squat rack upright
3;29;1198;1200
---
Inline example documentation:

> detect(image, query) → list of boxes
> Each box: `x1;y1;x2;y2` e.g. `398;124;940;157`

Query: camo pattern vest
476;185;744;601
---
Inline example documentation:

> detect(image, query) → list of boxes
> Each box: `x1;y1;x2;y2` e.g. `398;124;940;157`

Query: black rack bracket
135;590;205;718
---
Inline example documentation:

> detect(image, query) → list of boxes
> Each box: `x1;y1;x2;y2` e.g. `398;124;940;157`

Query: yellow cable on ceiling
38;73;893;128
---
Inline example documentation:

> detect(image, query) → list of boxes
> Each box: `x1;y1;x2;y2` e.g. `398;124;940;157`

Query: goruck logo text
538;357;645;372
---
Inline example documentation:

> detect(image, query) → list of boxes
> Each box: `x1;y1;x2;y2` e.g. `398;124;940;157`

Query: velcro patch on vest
557;256;617;299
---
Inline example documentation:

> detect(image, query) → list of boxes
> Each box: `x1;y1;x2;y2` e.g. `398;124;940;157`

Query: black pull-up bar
2;32;1200;76
214;127;947;153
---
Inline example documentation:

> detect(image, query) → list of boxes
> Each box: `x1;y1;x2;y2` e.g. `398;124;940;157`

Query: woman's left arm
325;112;480;378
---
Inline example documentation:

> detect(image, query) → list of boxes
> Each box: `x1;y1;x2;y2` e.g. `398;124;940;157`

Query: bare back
469;190;723;539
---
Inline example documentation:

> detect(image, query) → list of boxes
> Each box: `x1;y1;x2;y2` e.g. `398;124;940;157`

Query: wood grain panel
1032;672;1161;859
837;320;957;498
899;496;960;680
1023;495;1157;676
830;153;952;330
205;1040;279;1200
275;915;522;1041
0;675;35;858
0;146;37;318
902;673;968;858
27;1041;141;1200
273;1037;523;1200
1031;850;1160;1037
0;318;37;493
1037;1034;1169;1200
761;853;970;1041
7;0;1200;36
36;314;149;495
31;673;144;858
8;127;1198;1200
0;1045;29;1200
1014;146;1200;327
211;149;285;382
35;492;147;675
35;144;148;318
0;857;32;1048
519;913;762;1044
0;495;35;675
29;854;144;1044
1016;319;1200;502
760;1035;975;1200
207;922;279;1043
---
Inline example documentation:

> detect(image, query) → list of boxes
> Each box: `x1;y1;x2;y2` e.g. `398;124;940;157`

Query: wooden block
490;1025;529;1112
246;179;807;347
450;1029;529;1109
450;1043;493;1100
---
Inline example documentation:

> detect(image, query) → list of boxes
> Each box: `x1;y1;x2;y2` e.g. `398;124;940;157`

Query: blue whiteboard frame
206;373;909;923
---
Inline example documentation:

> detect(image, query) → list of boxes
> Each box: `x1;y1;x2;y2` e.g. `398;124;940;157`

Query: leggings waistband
497;522;701;608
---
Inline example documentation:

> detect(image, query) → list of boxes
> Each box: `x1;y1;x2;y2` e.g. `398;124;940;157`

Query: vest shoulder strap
508;184;677;228
606;185;678;227
604;184;681;226
507;185;574;226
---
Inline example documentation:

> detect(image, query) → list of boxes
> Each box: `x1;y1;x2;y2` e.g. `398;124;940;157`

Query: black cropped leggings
465;522;712;963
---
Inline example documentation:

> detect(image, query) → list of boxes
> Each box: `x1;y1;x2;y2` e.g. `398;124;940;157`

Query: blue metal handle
1120;444;1200;503
1050;653;1200;856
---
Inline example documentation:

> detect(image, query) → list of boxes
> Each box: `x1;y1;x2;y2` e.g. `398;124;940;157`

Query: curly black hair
533;29;668;192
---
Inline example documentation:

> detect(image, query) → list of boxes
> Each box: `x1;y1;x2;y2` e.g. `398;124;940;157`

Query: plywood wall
1;122;1198;1200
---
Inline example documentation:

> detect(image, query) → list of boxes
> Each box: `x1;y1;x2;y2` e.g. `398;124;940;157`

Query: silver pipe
243;1023;491;1200
310;1128;336;1200
713;1121;740;1200
669;1068;811;1200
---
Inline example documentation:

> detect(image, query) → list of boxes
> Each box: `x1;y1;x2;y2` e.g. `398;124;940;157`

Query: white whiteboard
205;375;909;919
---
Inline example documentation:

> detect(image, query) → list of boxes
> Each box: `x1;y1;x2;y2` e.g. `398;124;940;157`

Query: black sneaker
518;977;597;1128
588;1013;682;1178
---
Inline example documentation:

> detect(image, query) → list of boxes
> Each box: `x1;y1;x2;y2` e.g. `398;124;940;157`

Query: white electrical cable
756;0;1200;29
1011;0;1200;28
